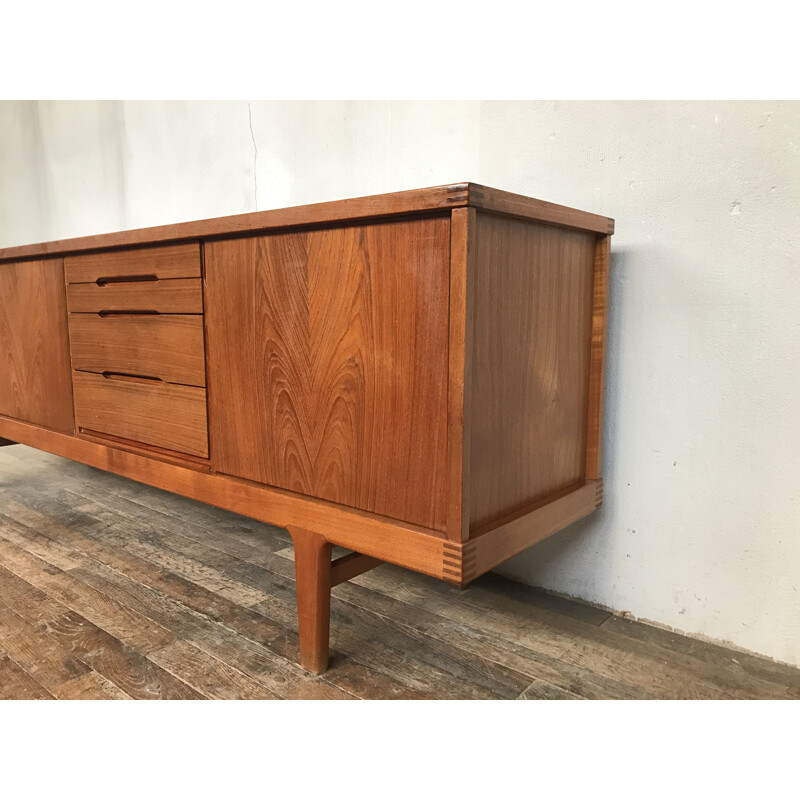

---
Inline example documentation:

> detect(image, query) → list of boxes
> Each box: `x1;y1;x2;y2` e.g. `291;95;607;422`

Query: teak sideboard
0;183;613;674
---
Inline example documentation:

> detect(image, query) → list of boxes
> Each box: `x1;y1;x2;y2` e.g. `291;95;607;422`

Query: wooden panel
446;207;476;542
69;314;206;386
0;184;615;265
64;243;201;284
0;415;449;580
205;216;450;531
76;428;213;471
469;184;615;234
469;213;596;531
0;258;74;433
67;277;203;313
445;481;602;584
586;235;611;479
72;371;208;457
0;185;471;263
470;480;602;577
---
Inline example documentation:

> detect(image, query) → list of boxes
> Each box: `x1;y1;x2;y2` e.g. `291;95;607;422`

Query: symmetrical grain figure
205;217;450;530
0;184;613;674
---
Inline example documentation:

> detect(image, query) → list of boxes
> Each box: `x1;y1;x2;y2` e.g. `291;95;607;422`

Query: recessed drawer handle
102;371;163;384
96;274;158;286
98;310;160;317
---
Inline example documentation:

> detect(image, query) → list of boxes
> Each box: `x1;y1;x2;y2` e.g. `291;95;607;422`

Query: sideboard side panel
586;234;612;480
468;213;596;531
204;216;451;531
0;258;74;433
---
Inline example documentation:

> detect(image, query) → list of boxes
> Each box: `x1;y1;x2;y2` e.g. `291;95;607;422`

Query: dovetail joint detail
595;480;604;508
442;541;478;585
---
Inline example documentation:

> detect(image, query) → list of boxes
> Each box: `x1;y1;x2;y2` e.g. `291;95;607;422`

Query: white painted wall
1;100;798;666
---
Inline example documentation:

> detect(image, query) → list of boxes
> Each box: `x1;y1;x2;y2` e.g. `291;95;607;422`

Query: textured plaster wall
1;100;798;665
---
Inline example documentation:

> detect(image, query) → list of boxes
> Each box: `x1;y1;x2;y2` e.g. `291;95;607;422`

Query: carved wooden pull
101;371;163;385
96;274;158;286
98;310;160;317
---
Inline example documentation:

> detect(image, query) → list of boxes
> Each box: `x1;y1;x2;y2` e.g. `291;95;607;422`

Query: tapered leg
288;526;333;674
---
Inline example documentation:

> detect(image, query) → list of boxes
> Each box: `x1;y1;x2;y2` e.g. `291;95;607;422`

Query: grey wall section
1;100;798;666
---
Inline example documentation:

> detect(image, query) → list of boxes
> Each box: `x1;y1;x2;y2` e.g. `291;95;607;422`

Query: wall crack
247;101;258;211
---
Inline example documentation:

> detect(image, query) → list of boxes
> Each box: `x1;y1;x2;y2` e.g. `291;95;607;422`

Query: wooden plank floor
1;446;798;700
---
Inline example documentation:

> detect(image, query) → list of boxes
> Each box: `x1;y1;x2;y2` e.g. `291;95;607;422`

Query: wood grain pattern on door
0;259;74;433
204;216;450;531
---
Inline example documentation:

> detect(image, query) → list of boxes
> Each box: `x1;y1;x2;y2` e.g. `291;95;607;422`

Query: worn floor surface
0;446;797;700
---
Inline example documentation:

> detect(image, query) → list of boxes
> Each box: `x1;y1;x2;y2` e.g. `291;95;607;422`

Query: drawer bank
0;183;613;674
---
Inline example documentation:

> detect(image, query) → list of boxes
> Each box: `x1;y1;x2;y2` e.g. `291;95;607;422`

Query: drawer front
67;277;203;314
64;243;201;284
69;315;206;386
73;371;208;457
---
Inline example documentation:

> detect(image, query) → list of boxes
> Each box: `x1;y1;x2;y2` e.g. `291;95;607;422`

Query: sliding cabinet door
0;258;74;433
204;215;450;531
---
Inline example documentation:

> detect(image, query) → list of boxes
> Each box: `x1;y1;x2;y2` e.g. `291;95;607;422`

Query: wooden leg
287;526;333;674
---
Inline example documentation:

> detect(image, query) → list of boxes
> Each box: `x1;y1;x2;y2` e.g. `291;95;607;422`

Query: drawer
64;243;201;284
67;277;203;314
69;314;206;386
73;371;208;457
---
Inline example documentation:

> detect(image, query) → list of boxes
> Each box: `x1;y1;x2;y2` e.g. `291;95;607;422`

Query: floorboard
0;445;797;700
0;655;55;700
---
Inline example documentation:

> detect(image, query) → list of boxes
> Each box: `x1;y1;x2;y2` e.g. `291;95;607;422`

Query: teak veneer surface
469;214;596;529
69;314;207;387
0;259;74;434
0;415;449;583
445;207;475;542
204;216;450;531
586;235;611;480
0;184;614;262
66;277;204;314
72;372;209;458
0;183;617;676
64;243;201;283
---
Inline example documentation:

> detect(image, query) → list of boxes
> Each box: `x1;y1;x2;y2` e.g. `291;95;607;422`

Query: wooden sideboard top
0;182;615;263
